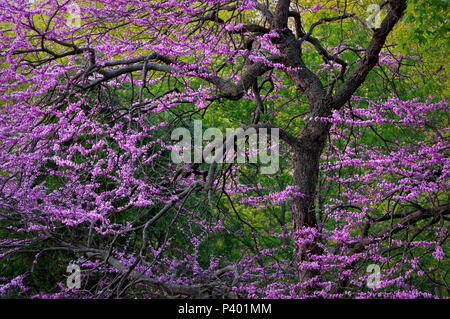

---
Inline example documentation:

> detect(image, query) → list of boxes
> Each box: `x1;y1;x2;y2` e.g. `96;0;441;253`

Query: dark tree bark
291;99;333;289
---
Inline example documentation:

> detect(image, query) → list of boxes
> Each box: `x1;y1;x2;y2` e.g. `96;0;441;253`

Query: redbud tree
0;0;448;298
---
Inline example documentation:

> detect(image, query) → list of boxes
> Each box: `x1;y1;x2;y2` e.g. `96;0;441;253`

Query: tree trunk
291;98;332;292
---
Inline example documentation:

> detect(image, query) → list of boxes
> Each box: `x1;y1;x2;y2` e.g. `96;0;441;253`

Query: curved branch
333;0;408;107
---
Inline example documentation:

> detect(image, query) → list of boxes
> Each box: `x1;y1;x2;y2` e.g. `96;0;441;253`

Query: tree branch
333;0;408;107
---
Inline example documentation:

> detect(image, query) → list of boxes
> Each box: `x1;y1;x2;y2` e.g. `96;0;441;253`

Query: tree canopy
0;0;448;299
